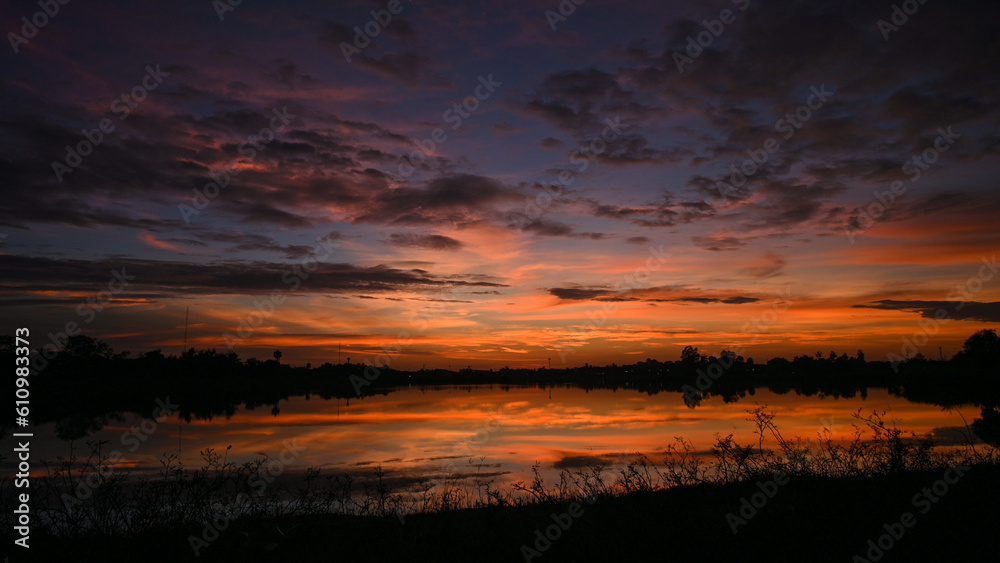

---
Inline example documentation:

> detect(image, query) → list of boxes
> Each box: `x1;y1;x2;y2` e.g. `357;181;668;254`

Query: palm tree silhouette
273;349;282;364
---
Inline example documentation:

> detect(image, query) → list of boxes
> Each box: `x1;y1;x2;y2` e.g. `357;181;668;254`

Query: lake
5;385;982;493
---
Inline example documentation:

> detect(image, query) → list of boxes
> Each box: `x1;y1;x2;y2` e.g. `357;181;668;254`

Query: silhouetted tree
680;346;702;363
274;349;283;364
143;349;166;362
62;334;115;360
54;414;109;442
959;329;1000;367
972;407;1000;448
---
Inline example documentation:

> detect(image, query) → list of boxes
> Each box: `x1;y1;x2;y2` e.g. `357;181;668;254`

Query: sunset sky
2;0;998;369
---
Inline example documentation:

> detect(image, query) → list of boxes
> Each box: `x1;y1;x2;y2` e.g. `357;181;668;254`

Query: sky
1;0;998;369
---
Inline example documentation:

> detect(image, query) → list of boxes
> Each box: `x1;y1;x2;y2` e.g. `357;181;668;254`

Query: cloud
356;174;523;226
522;67;658;135
740;252;787;279
139;233;182;252
193;231;318;259
547;284;763;305
259;60;318;91
853;300;1000;323
356;50;432;85
691;235;745;252
586;197;678;228
0;255;507;299
539;137;564;149
493;121;518;135
721;296;760;305
515;218;574;237
548;287;613;300
553;453;625;469
387;233;464;251
590;133;685;165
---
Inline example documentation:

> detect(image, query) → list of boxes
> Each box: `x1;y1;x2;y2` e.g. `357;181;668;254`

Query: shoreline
9;463;999;562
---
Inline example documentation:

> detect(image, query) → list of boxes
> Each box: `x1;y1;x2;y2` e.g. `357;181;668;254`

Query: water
4;385;982;489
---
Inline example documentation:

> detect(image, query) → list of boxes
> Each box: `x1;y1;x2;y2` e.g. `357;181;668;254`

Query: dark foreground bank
8;464;999;563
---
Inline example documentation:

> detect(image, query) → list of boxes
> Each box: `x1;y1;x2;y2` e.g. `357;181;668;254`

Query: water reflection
2;386;985;488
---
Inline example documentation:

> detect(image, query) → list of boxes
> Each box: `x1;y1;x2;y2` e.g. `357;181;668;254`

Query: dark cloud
692;235;745;252
516;218;575;237
548;287;612;301
192;231;318;259
229;201;314;229
539;137;564;149
741;252;787;279
523;67;659;135
592;203;649;220
844;191;1000;232
669;296;761;305
722;296;760;305
587;197;678;228
590;133;685;165
356;50;431;84
260;60;318;90
548;284;764;305
853;300;1000;323
387;233;464;251
357;174;522;226
553;453;625;470
493;121;517;135
0;255;507;298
